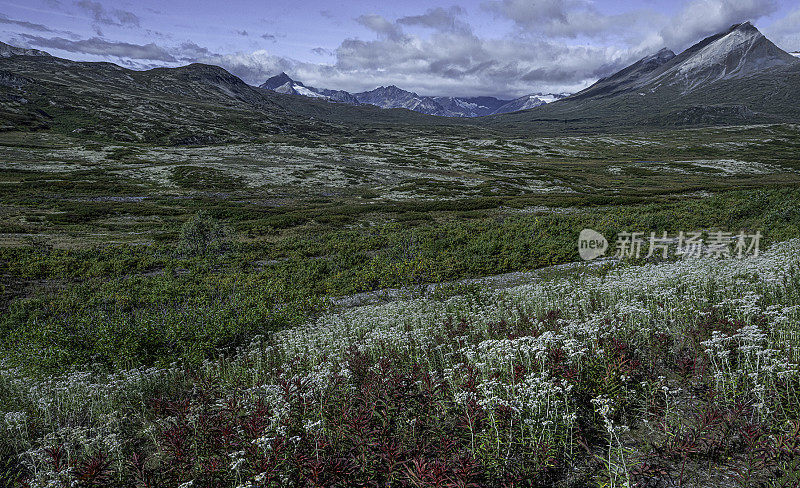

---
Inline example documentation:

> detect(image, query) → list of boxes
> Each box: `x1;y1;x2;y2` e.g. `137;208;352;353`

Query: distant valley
0;22;798;141
260;72;569;117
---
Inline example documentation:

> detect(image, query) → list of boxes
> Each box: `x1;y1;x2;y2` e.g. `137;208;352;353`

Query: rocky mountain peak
0;41;51;58
261;72;298;90
659;20;796;90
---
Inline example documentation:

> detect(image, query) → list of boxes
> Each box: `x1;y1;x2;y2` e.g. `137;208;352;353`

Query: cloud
194;50;296;84
9;1;792;100
660;0;778;50
764;7;800;51
112;9;140;27
20;34;175;61
174;41;212;60
179;8;636;97
482;0;570;27
74;0;140;33
236;30;249;37
481;0;662;40
356;14;406;41
397;7;470;33
0;14;56;33
305;34;622;96
481;0;776;47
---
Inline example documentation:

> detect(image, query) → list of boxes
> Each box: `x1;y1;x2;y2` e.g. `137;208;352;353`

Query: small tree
179;212;229;256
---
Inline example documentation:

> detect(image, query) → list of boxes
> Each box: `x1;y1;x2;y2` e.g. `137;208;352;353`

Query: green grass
2;187;799;373
1;122;800;486
0;126;799;373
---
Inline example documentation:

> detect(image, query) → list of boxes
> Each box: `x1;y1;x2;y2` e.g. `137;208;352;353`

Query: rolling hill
0;47;447;143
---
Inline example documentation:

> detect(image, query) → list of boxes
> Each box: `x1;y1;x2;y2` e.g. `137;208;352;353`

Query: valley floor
1;124;800;486
2;239;800;486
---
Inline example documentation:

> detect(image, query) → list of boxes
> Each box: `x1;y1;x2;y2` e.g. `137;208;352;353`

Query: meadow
1;124;800;486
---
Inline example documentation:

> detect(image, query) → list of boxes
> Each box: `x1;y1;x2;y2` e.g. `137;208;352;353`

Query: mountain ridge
0;40;50;58
647;22;797;91
0;21;798;139
258;72;568;117
482;21;800;132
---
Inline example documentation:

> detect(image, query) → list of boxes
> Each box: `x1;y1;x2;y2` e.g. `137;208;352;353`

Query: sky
1;0;799;99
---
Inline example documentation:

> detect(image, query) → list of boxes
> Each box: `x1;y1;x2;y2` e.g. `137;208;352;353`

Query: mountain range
0;22;798;140
483;21;800;132
260;72;568;117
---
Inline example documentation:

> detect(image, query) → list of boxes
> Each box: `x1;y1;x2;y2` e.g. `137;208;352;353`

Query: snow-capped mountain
494;22;800;130
569;22;797;102
651;21;796;91
792;52;800;58
353;85;445;115
0;41;50;58
259;72;566;117
260;73;358;104
492;94;569;114
431;96;506;117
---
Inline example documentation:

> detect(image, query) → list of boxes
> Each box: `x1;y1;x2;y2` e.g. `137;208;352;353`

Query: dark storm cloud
21;34;176;61
0;14;56;33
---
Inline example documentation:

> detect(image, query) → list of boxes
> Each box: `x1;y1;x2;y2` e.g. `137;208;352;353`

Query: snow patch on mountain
677;27;764;76
293;85;327;98
259;73;566;117
653;22;796;91
490;93;569;114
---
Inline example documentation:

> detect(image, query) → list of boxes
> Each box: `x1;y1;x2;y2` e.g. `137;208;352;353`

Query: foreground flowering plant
2;240;800;487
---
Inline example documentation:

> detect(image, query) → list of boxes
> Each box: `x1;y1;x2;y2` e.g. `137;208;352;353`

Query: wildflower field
2;126;800;486
2;237;800;487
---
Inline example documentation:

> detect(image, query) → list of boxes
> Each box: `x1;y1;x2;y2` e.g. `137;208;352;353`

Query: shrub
178;212;230;257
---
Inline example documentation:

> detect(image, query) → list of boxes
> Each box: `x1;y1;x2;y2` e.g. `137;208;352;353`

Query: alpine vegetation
3;240;800;486
1;3;800;488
